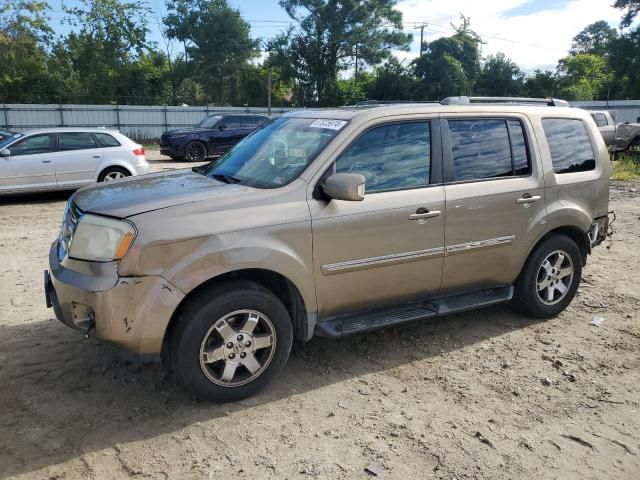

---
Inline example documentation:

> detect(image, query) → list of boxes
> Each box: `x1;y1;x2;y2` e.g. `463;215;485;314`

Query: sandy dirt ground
0;154;639;479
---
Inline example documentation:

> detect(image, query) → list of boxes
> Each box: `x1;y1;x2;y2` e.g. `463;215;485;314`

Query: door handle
409;208;441;221
92;155;102;159
42;160;52;163
516;194;542;205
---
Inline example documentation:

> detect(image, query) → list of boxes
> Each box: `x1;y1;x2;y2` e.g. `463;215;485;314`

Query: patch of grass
612;154;640;181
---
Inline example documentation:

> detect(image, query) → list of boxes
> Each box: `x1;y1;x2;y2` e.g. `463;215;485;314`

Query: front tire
184;141;207;162
513;234;582;318
170;281;293;402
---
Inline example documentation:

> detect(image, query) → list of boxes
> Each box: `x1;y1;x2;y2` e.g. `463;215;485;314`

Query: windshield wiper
211;173;242;184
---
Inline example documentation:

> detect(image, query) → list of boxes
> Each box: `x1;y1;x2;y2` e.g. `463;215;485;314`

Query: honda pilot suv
45;97;612;402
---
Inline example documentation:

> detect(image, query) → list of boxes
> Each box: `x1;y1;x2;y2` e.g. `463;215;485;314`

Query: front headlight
69;214;136;262
169;134;188;139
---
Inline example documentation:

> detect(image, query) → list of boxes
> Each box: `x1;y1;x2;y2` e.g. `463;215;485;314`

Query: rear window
591;113;608;127
94;133;121;147
448;119;531;182
542;119;595;174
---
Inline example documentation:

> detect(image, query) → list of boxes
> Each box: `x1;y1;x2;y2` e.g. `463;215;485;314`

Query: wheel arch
161;268;311;367
519;225;590;280
96;163;132;182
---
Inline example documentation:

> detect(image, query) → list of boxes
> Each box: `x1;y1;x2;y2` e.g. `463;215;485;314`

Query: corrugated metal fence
3;101;640;140
0;104;301;141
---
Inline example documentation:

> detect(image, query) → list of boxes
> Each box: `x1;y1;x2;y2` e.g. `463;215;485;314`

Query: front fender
128;222;317;314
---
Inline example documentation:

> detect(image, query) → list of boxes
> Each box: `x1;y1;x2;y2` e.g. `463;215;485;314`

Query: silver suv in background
0;128;150;195
46;97;612;402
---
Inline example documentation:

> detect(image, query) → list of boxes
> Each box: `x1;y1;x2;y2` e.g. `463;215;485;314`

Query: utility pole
354;43;359;79
415;23;428;57
267;68;272;117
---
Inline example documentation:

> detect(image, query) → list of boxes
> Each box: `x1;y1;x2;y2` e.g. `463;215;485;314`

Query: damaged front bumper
45;241;184;356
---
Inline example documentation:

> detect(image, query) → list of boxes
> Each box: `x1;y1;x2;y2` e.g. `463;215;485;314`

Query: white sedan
0;128;150;195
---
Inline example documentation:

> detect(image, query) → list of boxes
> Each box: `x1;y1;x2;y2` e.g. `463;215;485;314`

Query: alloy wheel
199;309;277;387
186;142;207;162
536;249;574;306
103;171;127;182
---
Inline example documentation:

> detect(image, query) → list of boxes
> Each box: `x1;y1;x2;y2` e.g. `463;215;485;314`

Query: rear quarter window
94;133;121;147
542;119;595;174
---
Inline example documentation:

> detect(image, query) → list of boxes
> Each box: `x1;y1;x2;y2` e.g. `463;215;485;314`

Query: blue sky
47;0;626;72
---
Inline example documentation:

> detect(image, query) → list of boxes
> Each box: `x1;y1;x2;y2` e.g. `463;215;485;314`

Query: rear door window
335;121;431;193
59;132;99;151
542;119;595;174
448;119;530;182
222;116;243;129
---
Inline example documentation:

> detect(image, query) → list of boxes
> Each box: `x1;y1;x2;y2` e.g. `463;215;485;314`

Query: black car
160;113;269;161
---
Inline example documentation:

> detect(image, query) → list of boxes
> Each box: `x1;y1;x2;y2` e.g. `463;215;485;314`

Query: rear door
216;116;245;153
440;115;547;293
0;133;57;193
53;132;104;188
309;118;445;317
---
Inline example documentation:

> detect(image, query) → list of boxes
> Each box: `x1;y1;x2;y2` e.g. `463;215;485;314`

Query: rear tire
513;234;582;318
170;281;293;402
98;166;131;182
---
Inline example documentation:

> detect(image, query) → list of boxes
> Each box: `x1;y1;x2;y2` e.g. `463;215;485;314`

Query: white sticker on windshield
309;119;348;130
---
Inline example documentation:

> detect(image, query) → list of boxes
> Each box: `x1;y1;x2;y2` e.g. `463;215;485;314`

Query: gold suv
45;97;612;401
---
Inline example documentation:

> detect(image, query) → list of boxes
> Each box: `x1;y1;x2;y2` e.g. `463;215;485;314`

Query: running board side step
315;286;514;338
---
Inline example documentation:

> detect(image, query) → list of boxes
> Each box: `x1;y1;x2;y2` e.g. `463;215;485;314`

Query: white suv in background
0;128;150;195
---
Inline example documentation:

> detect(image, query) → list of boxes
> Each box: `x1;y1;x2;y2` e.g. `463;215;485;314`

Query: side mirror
218;123;227;131
0;149;10;157
323;173;366;201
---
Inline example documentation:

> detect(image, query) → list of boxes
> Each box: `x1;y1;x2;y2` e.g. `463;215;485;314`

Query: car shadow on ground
0;305;545;478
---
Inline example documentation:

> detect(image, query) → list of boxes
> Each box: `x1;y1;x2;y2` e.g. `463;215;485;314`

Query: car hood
72;169;256;218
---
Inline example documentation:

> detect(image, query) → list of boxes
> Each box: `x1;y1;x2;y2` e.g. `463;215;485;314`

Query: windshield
0;133;21;150
201;117;347;189
195;115;222;129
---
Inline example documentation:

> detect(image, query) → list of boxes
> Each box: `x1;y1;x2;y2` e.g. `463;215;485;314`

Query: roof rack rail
353;99;439;107
440;96;570;107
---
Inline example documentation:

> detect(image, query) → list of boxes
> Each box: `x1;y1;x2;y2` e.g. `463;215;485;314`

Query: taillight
133;147;145;156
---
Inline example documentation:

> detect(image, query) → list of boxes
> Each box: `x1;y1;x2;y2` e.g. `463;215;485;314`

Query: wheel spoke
554;253;565;270
241;353;262;374
558;267;572;279
555;282;567;295
242;312;260;334
220;361;238;382
202;346;225;364
537;279;550;291
541;260;553;276
214;319;236;341
253;334;273;350
546;286;555;302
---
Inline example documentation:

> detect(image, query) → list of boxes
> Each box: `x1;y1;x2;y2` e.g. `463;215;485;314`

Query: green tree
523;69;558;98
273;0;412;106
413;16;482;99
570;21;618;56
0;1;58;102
366;57;416;100
557;54;612;100
614;0;640;27
607;25;640;98
62;0;152;102
163;0;260;105
476;53;525;96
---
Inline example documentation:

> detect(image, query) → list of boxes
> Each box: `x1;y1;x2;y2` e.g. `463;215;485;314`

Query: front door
0;133;57;193
440;116;548;293
309;120;445;318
